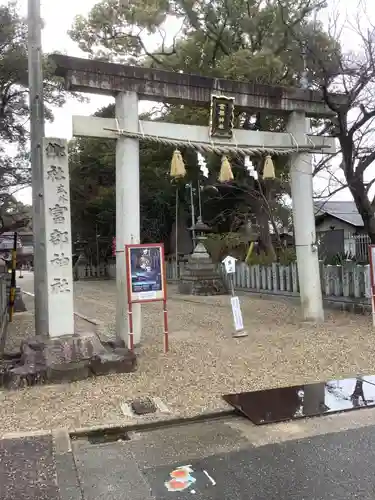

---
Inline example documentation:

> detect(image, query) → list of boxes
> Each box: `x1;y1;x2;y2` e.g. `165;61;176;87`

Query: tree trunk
348;177;375;243
253;199;276;260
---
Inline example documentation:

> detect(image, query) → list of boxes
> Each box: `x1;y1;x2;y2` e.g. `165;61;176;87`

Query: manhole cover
131;397;157;415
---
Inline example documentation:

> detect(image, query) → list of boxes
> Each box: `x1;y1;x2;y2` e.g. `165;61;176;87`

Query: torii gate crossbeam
51;54;339;345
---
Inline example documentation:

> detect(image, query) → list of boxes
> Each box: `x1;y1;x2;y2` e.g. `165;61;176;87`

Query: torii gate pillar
288;111;324;322
50;54;340;326
116;92;142;345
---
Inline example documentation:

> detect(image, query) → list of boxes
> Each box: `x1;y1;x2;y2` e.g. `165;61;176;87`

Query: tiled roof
314;200;363;227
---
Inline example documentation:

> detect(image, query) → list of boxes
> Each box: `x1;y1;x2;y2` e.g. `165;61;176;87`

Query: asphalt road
17;270;39;296
0;435;60;500
10;272;375;498
3;417;375;500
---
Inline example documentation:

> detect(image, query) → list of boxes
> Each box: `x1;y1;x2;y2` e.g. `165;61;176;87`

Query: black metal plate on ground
223;376;375;425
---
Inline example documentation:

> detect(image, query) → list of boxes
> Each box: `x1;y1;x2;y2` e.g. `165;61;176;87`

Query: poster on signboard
125;243;166;303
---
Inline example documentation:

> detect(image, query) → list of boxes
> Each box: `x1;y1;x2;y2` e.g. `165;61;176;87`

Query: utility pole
28;0;49;335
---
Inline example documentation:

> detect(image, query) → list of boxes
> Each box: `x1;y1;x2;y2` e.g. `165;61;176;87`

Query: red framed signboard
125;243;168;351
125;243;166;303
369;245;375;327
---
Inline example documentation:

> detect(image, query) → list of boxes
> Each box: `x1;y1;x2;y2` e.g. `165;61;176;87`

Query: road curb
0;409;236;441
0;429;51;440
52;428;72;454
69;408;237;439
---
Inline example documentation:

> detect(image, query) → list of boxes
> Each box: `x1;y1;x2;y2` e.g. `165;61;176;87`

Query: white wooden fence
166;260;372;300
76;260;372;301
75;263;111;280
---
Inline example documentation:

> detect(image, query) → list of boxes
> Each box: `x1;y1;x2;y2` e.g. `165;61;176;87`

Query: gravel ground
1;278;375;434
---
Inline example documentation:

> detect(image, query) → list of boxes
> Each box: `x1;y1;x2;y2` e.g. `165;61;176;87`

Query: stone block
42;334;101;365
178;281;193;295
102;338;126;350
179;276;227;295
90;351;137;376
47;361;90;383
185;261;217;271
0;333;138;389
20;337;47;366
7;364;47;389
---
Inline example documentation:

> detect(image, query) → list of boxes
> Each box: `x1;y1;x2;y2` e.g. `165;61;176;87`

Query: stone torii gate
51;54;337;345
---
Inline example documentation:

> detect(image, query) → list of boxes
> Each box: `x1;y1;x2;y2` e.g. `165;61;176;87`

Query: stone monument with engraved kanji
0;138;136;390
43;138;75;337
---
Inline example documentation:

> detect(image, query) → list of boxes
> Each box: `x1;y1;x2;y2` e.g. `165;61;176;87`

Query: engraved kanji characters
50;277;70;293
45;142;66;157
50;229;69;245
210;96;234;138
49;204;68;224
56;184;68;204
46;165;66;182
50;253;70;266
217;103;227;129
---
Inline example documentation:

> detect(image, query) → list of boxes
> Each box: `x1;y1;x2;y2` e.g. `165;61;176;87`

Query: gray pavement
0;435;60;500
71;418;375;500
8;273;375;498
3;416;375;499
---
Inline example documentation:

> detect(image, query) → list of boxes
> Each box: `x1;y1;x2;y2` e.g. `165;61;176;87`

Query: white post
43;138;74;336
287;111;324;322
116;92;142;345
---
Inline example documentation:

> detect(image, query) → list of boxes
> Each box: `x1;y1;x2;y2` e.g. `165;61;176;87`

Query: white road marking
21;289;100;325
203;470;216;486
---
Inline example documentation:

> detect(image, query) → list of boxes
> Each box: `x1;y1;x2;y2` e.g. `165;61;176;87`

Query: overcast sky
9;0;375;204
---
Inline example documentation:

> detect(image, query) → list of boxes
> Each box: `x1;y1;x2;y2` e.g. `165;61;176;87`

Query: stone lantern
178;216;227;295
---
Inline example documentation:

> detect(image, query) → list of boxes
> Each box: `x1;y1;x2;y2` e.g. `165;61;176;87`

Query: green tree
0;1;75;143
70;0;335;84
0;152;31;235
69;0;339;256
0;1;79;234
69;106;181;260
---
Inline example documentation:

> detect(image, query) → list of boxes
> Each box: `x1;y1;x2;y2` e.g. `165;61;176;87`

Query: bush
204;233;250;263
321;251;357;265
246;247;296;266
204;232;298;266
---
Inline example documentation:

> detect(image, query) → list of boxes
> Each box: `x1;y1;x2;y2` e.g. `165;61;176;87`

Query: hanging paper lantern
218;155;234;182
262;155;275;180
170;149;186;178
